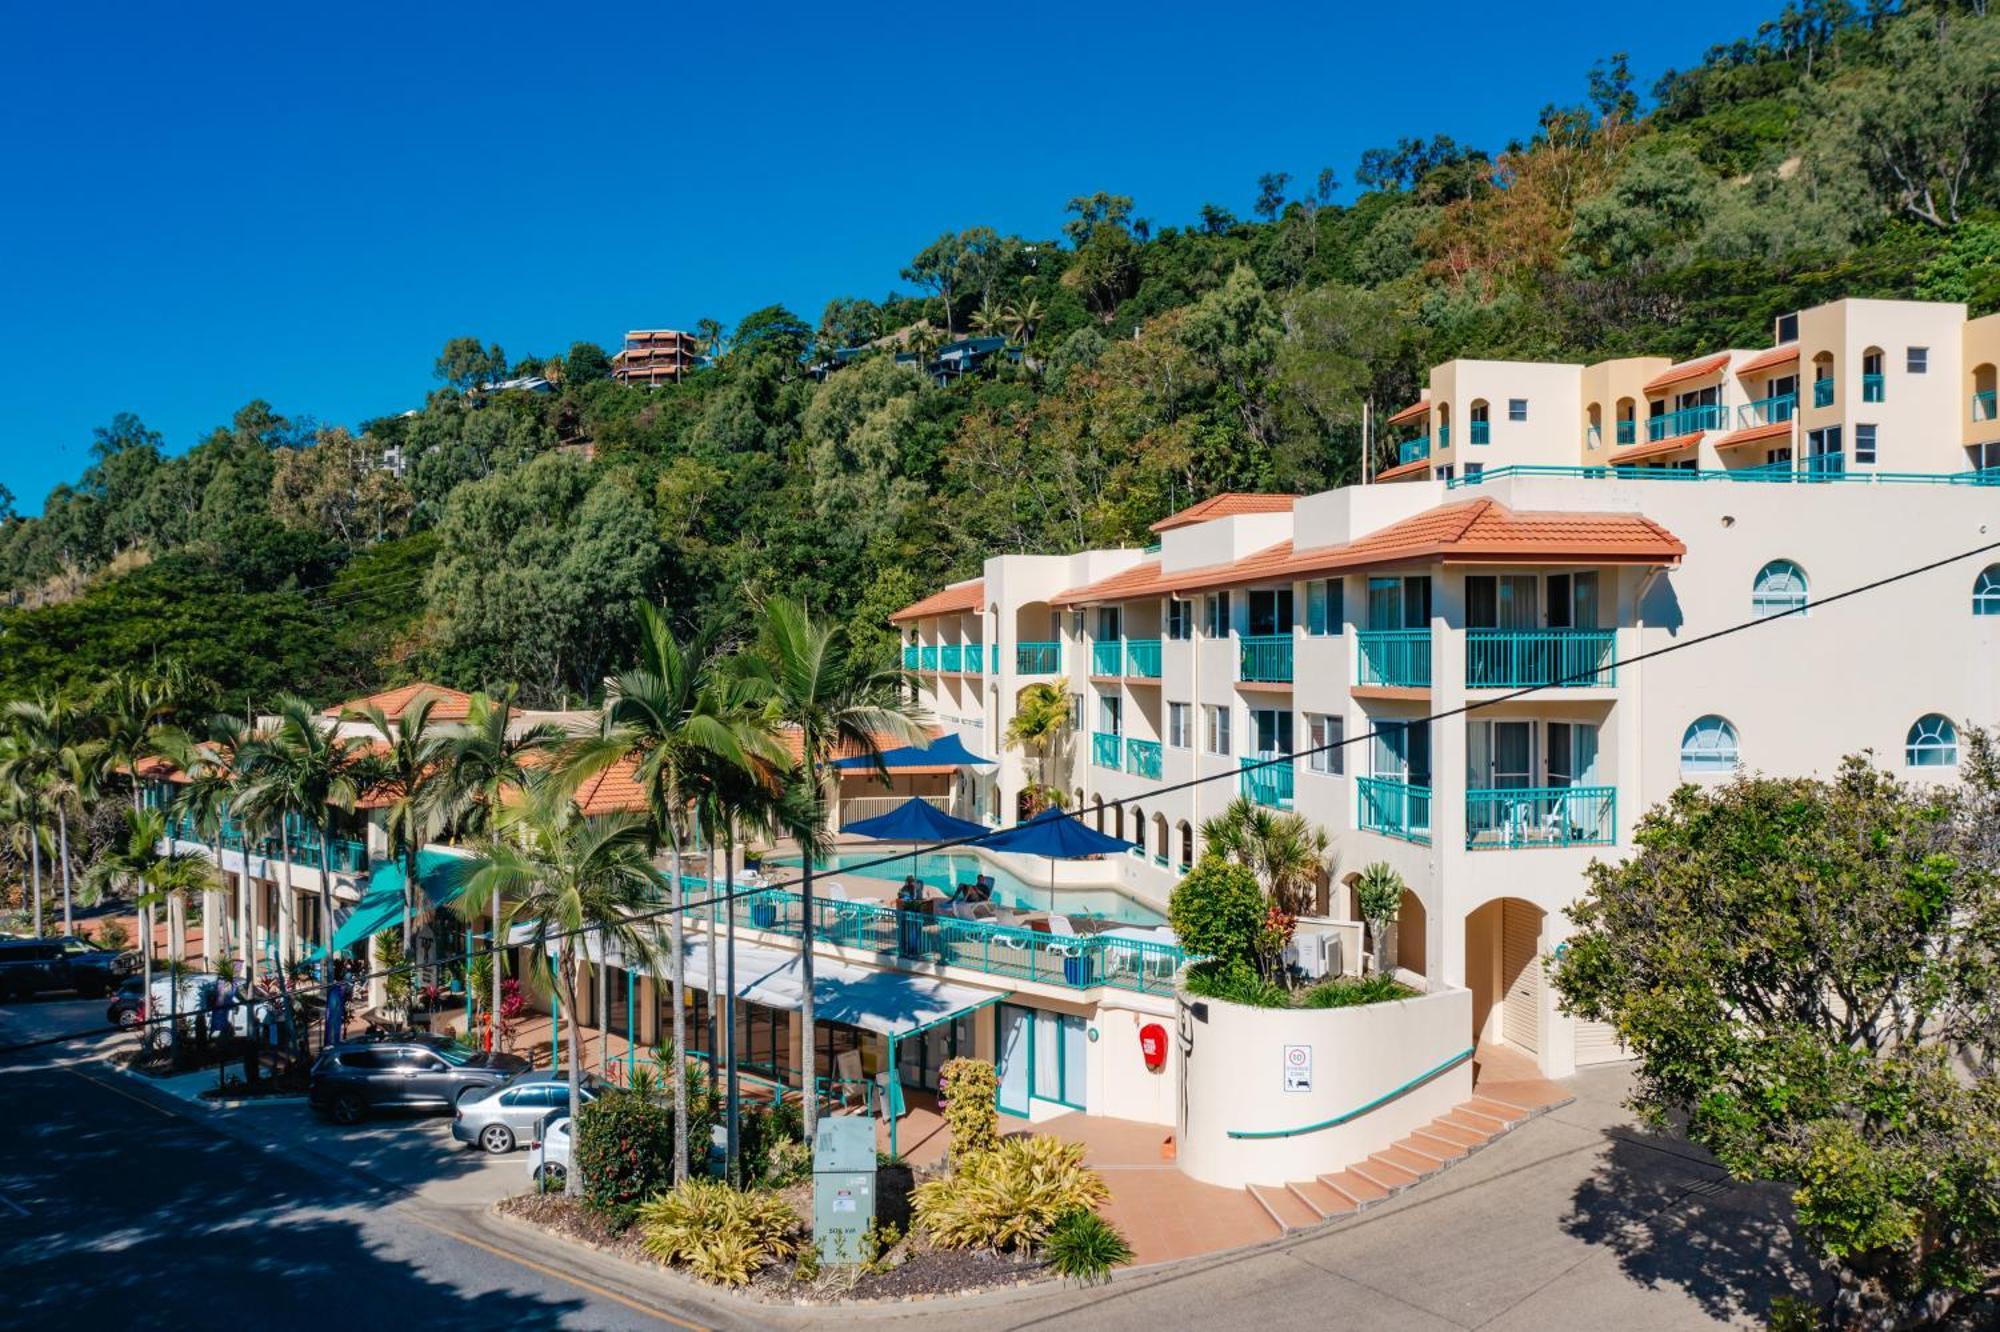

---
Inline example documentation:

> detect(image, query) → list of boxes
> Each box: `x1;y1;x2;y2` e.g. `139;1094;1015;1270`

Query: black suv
0;936;138;1000
309;1036;529;1124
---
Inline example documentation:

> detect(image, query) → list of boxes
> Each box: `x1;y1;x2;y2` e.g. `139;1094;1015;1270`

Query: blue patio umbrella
977;807;1136;910
831;732;995;770
842;797;989;891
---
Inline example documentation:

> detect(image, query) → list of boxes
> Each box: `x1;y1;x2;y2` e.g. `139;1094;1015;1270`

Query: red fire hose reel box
1139;1022;1168;1071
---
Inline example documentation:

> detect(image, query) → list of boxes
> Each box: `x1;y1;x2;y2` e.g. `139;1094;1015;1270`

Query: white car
526;1112;572;1191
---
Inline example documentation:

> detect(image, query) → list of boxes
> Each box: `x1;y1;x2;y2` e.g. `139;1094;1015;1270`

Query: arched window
1752;559;1808;619
1680;715;1739;775
1152;813;1169;862
1975;566;2000;616
1905;714;1958;767
1176;820;1194;870
1129;806;1144;850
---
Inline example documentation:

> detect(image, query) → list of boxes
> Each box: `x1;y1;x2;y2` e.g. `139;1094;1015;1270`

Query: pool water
766;851;1166;927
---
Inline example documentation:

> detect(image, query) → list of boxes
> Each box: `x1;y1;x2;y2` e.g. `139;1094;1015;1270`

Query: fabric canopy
832;732;993;770
841;797;988;844
327;849;474;955
979;806;1135;858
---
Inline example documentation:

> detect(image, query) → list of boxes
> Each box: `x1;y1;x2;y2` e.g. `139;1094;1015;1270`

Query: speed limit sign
1283;1044;1313;1093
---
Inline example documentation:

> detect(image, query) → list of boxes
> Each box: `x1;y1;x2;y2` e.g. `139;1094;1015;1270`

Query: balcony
1465;629;1617;688
1239;635;1294;684
1091;640;1123;677
1240;757;1294;809
1615;419;1636;446
1356;629;1432;688
1813;378;1834;408
1399;436;1430;466
1466;785;1616;850
1735;392;1796;428
919;645;938;672
1437;424;1451;450
1016;641;1061;674
1804;451;1845;480
1126;737;1163;781
1469;420;1490;445
1092;731;1121;770
1862;373;1884;403
1974;390;1997;423
164;811;369;875
939;643;962;673
1124;639;1162;679
1646;402;1726;442
964;644;984;674
902;645;919;669
1357;776;1431;845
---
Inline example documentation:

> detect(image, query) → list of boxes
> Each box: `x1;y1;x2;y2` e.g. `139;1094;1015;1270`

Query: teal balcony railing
1813;378;1834;408
902;645;919;669
164;811;369;875
1615;419;1636;445
1240;757;1294;809
1805;451;1845;480
728;888;1188;996
1357;776;1431;845
1465;629;1617;688
1437;424;1451;450
919;645;938;671
1092;731;1121;770
1356;629;1432;688
964;643;983;674
1091;640;1123;677
1646;402;1726;442
1239;635;1294;683
1126;737;1163;781
940;643;962;673
1862;373;1884;403
1016;641;1061;674
1974;390;1997;422
1736;392;1796;428
1466;785;1616;850
1469;420;1490;445
1125;639;1162;679
1399;435;1430;465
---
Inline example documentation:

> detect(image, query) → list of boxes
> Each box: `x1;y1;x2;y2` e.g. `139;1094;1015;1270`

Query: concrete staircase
1244;1091;1568;1234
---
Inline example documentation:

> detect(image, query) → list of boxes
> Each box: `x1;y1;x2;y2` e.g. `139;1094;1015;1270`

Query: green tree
1198;796;1330;921
235;697;369;967
1552;750;2000;1325
346;695;450;955
1351;862;1405;974
1003;682;1071;813
83;807;215;1056
1167;857;1267;977
434;337;509;391
4;696;101;937
563;341;613;385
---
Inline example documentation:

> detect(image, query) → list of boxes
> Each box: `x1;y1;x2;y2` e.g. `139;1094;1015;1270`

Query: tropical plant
1168;857;1268;977
1200;795;1331;919
1299;972;1414;1008
345;693;451;955
1352;861;1405;974
573;1088;677;1228
464;806;664;1195
82;807;215;1056
636;1178;802;1286
232;697;365;971
1004;683;1071;794
914;1135;1111;1253
1042;1208;1134;1283
5;695;102;937
938;1057;1000;1164
742;595;926;1143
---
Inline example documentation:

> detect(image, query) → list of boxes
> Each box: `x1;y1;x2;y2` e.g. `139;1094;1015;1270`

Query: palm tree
94;670;177;815
970;300;1006;336
84;807;215;1056
464;806;665;1196
564;605;764;1184
742;596;926;1141
1352;862;1406;974
1005;682;1072;815
1200;795;1332;918
437;688;565;1039
243;697;369;968
346;695;451;958
6;696;102;938
0;730;46;937
198;714;257;981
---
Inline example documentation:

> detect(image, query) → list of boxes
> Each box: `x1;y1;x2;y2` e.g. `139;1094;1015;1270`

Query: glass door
995;1005;1030;1116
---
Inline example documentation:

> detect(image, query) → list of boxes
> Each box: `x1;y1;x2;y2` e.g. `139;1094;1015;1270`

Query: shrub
741;1098;808;1185
97;918;131;953
636;1179;801;1286
1168;858;1265;973
1043;1208;1133;1283
915;1135;1110;1252
938;1057;999;1163
574;1089;676;1228
763;1139;811;1188
1352;862;1405;972
1182;959;1289;1007
1300;973;1415;1008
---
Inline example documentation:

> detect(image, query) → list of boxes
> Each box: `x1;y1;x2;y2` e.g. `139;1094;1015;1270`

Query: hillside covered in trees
1;0;1994;711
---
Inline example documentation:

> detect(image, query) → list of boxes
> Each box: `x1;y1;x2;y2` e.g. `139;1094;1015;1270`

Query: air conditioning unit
1321;933;1345;978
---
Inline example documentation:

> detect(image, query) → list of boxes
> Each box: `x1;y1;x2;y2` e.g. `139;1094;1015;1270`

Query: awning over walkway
327;849;474;955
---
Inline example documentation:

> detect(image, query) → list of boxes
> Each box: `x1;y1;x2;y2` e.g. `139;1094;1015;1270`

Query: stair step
1447;1106;1510;1135
1288;1178;1358;1220
1248;1182;1320;1232
1400;1131;1466;1164
1422;1118;1490;1148
1375;1142;1443;1177
1321;1169;1389;1206
1465;1095;1530;1123
1361;1154;1423;1189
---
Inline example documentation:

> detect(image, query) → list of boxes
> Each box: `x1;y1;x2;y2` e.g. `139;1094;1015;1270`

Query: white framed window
1464;461;1484;479
1166;598;1193;641
1098;694;1121;735
1203;704;1232;756
1854;423;1877;464
1751;559;1808;618
1974;565;2000;616
1905;713;1957;767
1306;714;1343;774
1437;464;1454;481
1680;715;1739;775
1305;578;1341;636
1906;346;1928;374
1167;702;1192;748
1507;398;1528;421
1204;591;1231;638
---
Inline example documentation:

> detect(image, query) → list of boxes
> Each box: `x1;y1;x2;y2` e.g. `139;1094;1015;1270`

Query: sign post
1283;1043;1312;1094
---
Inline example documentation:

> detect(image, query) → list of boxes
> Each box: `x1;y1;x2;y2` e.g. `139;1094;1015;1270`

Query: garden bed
1183;962;1417;1009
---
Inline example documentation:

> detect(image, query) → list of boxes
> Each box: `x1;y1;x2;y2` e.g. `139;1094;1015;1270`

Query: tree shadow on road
1560;1125;1830;1325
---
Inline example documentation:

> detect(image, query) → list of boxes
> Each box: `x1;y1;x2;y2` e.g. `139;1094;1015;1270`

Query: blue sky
0;1;1770;510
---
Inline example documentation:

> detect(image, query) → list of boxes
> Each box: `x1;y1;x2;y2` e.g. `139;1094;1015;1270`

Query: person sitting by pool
897;875;926;908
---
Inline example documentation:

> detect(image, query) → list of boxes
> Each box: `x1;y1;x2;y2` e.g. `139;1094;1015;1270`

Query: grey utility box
811;1115;878;1264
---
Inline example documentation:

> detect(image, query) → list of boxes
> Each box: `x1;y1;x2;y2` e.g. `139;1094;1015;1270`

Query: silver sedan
451;1070;609;1153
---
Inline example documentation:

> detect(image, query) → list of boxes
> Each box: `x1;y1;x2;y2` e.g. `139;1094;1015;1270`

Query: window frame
1679;715;1740;775
1906;346;1928;374
1166;701;1192;749
1306;713;1343;775
1974;565;2000;616
1751;559;1809;619
1854;422;1877;464
1203;703;1232;757
1507;398;1528;422
1204;591;1231;638
1166;597;1193;641
1905;713;1958;768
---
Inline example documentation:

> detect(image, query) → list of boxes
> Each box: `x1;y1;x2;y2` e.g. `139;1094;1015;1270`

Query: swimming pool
764;850;1166;926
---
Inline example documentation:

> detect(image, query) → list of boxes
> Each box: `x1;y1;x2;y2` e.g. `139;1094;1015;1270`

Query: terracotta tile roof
1052;561;1174;608
1713;420;1792;450
132;756;190;784
1736;343;1799;375
325;683;473;722
1612;433;1704;463
1386;399;1429;426
1642;352;1732;394
771;725;948;772
889;579;984;624
572;755;650;816
1149;493;1297;533
1372;458;1432;482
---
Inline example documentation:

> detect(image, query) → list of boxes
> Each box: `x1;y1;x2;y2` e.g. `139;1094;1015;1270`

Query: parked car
526;1111;571;1191
106;974;274;1037
0;936;137;1000
452;1069;610;1154
308;1037;529;1125
106;977;146;1028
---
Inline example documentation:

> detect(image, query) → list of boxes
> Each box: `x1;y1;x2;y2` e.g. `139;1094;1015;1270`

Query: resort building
611;329;703;386
893;295;2000;1085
